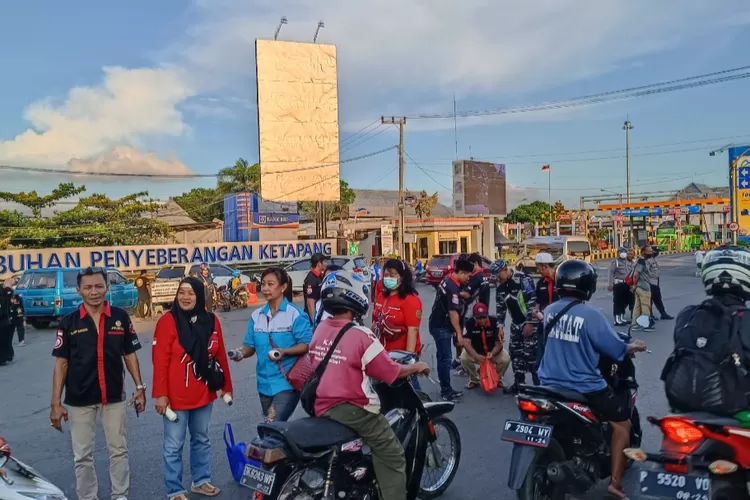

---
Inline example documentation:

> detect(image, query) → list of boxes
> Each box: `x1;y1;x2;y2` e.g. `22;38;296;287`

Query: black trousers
650;283;667;316
0;323;14;363
612;282;631;316
12;317;24;342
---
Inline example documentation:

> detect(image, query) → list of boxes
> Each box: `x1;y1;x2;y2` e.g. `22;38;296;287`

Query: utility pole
381;116;406;257
623;120;633;204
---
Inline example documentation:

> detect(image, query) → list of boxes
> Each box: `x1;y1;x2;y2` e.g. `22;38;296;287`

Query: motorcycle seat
669;412;740;427
520;384;588;404
258;417;359;454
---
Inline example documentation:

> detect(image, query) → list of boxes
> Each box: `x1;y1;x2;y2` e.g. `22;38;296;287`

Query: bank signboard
0;239;335;278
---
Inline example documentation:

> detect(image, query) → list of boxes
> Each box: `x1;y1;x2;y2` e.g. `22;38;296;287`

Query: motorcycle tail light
660;418;704;445
518;397;555;414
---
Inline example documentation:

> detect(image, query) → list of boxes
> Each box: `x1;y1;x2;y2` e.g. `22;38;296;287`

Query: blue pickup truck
14;268;138;329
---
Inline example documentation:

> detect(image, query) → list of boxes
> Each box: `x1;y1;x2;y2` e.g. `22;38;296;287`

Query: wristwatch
136;384;147;391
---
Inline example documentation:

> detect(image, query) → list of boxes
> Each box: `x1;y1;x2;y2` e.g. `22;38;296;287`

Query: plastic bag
223;423;259;482
480;358;499;392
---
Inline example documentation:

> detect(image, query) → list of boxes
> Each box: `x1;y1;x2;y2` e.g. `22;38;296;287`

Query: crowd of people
4;243;743;499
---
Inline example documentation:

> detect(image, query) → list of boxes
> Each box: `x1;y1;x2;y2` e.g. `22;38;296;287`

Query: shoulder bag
300;322;356;416
265;314;314;392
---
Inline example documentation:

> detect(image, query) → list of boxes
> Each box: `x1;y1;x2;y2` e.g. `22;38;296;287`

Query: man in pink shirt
309;271;429;500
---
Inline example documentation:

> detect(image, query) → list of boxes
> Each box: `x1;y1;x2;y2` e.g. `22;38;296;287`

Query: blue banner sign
252;212;300;228
611;205;699;216
0;239;335;277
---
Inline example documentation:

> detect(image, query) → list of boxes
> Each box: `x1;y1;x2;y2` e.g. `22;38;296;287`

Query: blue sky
2;0;750;210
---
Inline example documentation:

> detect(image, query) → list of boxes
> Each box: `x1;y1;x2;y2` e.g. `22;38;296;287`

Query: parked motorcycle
238;350;461;499
0;436;68;499
231;285;249;309
215;285;232;312
503;317;647;499
624;411;750;499
415;269;427;284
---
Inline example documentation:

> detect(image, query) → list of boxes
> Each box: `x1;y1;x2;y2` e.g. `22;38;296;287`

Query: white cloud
179;0;750;127
0;66;194;170
2;0;750;172
66;145;192;177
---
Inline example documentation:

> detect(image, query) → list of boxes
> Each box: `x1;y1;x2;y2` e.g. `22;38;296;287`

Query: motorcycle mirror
636;315;650;328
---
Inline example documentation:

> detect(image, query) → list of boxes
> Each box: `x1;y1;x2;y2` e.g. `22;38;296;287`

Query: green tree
0;183;86;218
299;180;356;222
217;158;260;194
173;187;224;223
2;184;172;248
505;201;551;223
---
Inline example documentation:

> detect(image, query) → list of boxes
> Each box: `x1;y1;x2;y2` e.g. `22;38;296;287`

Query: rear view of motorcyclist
537;260;647;499
308;271;430;500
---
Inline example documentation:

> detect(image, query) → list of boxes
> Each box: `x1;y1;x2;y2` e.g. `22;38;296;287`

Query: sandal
191;483;220;497
169;495;189;500
465;381;480;389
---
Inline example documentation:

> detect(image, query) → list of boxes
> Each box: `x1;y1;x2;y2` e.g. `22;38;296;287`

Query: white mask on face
619;252;627;259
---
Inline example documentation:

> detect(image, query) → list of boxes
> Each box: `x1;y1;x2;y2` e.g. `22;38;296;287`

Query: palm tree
217;158;260;194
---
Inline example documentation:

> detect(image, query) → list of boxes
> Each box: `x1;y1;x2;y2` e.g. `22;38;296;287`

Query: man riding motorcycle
308;270;430;500
537;259;647;499
491;259;538;392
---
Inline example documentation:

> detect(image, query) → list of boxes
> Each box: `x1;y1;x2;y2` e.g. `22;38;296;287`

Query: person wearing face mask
372;259;423;359
608;246;635;326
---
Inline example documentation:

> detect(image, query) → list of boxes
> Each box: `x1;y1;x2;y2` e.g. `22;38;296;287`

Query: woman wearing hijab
152;277;233;500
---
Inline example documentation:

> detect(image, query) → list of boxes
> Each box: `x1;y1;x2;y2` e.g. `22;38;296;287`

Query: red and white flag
541;165;550;172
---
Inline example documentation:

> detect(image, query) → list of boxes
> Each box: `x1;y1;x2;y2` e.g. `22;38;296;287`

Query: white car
151;263;254;305
286;256;370;292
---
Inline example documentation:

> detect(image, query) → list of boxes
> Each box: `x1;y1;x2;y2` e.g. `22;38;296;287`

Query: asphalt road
0;253;700;499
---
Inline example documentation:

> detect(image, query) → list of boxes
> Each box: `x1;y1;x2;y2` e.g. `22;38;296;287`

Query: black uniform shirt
52;303;141;407
303;269;324;304
429;275;464;330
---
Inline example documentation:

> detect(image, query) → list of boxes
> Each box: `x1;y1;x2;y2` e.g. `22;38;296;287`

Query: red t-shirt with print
371;292;423;353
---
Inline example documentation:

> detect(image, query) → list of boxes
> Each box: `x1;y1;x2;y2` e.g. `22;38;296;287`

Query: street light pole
623;120;633;204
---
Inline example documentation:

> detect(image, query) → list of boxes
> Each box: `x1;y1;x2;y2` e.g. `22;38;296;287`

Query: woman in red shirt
372;259;423;350
152;277;233;500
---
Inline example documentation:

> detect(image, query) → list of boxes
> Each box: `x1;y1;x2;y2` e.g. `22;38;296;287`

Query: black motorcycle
215;285;231;312
239;351;461;499
504;330;643;499
231;285;249;309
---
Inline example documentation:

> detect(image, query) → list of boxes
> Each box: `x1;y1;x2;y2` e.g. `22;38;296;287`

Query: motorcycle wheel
418;416;461;499
517;438;567;500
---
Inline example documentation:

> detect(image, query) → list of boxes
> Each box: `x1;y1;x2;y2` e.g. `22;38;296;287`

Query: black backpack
661;298;750;416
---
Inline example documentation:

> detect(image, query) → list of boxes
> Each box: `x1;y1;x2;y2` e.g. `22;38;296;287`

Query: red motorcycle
625;412;750;499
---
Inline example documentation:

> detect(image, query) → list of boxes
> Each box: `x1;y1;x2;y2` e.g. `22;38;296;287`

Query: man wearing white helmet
308;270;430;500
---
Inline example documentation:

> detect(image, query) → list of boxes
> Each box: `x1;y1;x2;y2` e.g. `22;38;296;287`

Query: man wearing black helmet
492;259;539;393
538;259;646;499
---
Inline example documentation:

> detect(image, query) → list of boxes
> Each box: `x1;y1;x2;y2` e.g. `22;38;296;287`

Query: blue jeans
162;403;213;498
259;390;300;422
429;327;455;396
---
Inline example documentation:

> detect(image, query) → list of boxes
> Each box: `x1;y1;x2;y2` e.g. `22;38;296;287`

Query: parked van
514;236;592;275
14;268;137;329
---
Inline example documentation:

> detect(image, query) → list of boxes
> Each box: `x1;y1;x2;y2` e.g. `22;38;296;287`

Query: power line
0;145;397;179
404;64;750;120
407;133;750;163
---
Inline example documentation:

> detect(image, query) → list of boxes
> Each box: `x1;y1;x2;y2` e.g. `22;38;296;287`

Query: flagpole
548;167;551;231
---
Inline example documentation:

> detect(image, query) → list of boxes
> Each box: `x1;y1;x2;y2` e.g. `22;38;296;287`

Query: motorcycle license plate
240;464;276;495
500;420;552;448
32;300;47;306
637;469;709;500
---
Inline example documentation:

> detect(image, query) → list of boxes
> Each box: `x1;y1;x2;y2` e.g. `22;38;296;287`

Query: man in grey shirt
631;245;655;331
648;249;673;322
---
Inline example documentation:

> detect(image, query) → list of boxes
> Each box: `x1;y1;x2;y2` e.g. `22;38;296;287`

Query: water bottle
165;406;179;423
